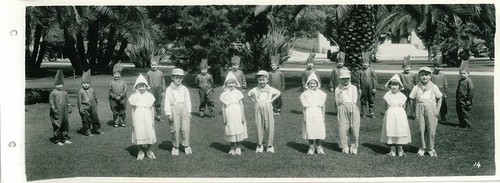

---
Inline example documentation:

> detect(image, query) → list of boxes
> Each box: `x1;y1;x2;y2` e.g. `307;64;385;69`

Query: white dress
380;91;411;144
299;89;327;139
220;89;248;142
128;91;157;145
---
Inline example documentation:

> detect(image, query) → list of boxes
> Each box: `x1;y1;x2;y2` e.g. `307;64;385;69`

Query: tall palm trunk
338;5;376;75
101;25;116;70
87;21;99;71
63;27;83;75
27;24;43;74
76;33;89;71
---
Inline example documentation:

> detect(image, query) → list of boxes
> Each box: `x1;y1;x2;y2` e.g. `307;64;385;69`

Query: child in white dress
381;74;411;157
299;72;327;155
128;74;157;160
220;72;248;155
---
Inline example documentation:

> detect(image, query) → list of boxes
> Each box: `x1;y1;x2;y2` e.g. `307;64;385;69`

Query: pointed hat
54;69;64;85
82;69;91;83
385;74;404;90
231;56;241;65
402;55;411;67
433;55;443;67
305;72;320;89
337;52;346;63
306;53;316;64
150;54;161;64
362;51;371;64
113;63;124;73
271;54;280;65
224;71;241;88
133;74;150;89
199;58;209;69
459;60;470;73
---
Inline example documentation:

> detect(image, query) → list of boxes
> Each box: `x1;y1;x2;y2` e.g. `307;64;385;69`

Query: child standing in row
164;68;192;155
49;70;72;145
335;69;361;154
456;61;474;129
301;53;320;91
399;56;417;119
228;56;247;92
409;67;442;157
300;72;327;155
77;69;103;136
109;64;127;127
329;52;347;114
195;59;215;118
381;74;411;157
268;55;285;116
358;52;378;118
146;55;166;122
128;74;157;160
248;70;281;153
431;56;448;123
220;72;248;155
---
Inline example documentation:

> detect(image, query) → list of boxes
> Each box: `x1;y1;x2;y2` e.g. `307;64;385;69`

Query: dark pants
151;87;163;118
81;104;101;135
272;95;283;113
456;100;472;128
110;98;126;125
360;88;375;114
51;117;69;143
198;89;214;114
439;97;448;121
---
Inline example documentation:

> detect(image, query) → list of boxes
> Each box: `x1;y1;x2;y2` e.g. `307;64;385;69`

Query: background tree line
26;5;495;79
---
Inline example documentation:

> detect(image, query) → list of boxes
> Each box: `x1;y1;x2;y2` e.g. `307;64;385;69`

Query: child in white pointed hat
77;69;103;136
335;69;361;154
220;72;248;155
128;74;157;160
248;70;281;153
109;63;127;127
299;72;327;155
409;67;443;157
164;68;193;155
146;54;166;122
380;74;411;157
456;60;474;129
49;69;73;145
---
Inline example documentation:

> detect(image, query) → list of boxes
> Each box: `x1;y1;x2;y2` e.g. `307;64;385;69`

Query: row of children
47;51;473;159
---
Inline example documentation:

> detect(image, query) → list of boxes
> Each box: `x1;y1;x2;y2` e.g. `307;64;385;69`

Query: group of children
48;51;474;159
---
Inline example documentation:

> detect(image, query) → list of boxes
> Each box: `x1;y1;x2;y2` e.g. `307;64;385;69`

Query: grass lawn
25;66;495;181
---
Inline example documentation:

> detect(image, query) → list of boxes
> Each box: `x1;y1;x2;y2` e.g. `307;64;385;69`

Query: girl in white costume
381;74;411;156
220;72;248;155
128;74;157;160
299;72;327;155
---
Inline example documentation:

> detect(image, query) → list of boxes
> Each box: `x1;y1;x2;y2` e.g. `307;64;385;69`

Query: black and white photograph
1;1;498;182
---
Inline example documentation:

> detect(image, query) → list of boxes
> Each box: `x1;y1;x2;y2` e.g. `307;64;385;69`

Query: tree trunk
101;25;116;70
87;21;99;71
76;33;89;71
116;38;128;62
35;41;47;70
27;24;43;74
63;28;83;75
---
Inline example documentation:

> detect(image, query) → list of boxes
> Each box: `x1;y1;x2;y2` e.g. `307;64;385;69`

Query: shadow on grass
439;121;460;127
240;141;257;151
106;120;115;127
286;141;309;153
158;141;174;152
325;111;337;116
125;145;138;158
323;141;341;152
209;142;230;153
290;110;303;115
362;143;387;154
404;145;420;154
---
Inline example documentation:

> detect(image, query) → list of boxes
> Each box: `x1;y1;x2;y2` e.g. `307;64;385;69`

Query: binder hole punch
8;141;16;148
10;30;17;36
